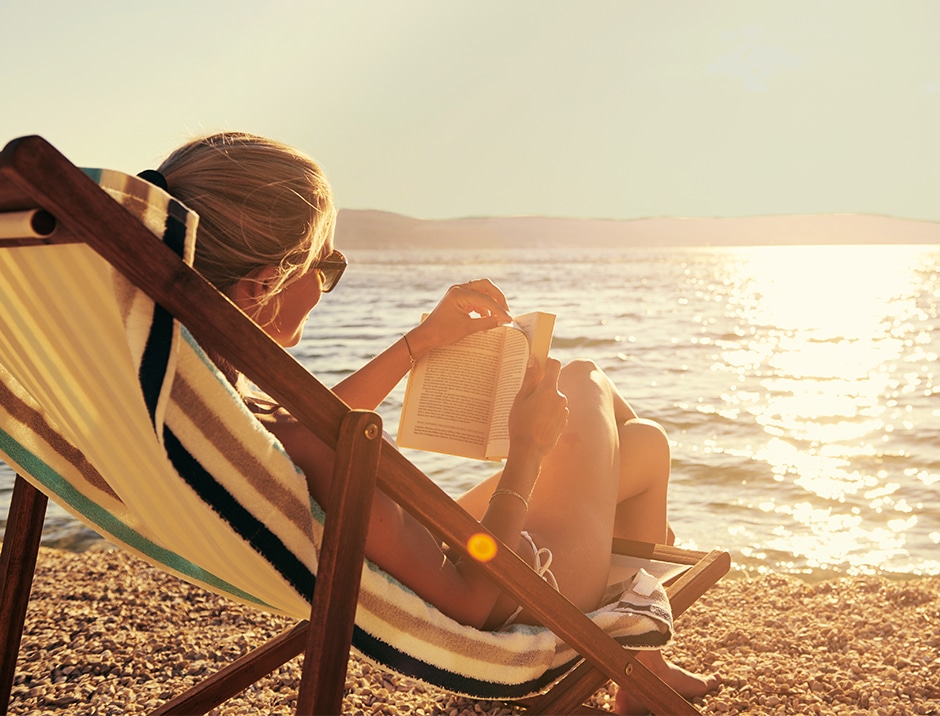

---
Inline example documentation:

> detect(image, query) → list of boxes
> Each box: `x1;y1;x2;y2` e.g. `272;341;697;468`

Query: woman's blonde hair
158;132;336;308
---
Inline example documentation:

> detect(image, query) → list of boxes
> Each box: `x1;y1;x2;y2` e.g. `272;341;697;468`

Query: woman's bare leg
457;359;622;622
601;371;674;544
459;363;673;572
611;419;671;544
602;378;720;710
457;361;720;702
518;359;622;611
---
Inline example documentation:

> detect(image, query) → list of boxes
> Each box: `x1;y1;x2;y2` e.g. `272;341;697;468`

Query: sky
2;0;939;222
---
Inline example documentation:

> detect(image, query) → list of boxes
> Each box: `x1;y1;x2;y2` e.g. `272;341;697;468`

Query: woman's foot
613;651;720;715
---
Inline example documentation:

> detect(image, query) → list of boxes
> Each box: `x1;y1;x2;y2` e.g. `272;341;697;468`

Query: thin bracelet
489;488;529;511
402;333;417;372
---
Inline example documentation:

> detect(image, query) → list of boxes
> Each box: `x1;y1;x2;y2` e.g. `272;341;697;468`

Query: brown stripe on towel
98;174;168;328
169;373;313;535
357;587;545;670
0;377;121;502
110;171;161;222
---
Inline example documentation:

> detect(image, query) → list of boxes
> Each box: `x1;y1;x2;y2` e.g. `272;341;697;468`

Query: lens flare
467;533;498;562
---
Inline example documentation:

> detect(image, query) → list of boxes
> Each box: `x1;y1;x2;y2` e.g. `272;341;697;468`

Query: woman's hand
332;279;511;411
406;279;513;358
508;357;569;458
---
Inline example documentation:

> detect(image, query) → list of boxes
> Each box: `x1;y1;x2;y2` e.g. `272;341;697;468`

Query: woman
157;132;718;713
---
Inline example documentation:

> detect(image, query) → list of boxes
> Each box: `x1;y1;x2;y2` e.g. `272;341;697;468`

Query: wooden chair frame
0;136;731;715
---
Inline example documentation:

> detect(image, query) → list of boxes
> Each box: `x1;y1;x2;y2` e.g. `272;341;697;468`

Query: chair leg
151;622;310;715
296;410;382;715
0;475;48;716
154;410;382;716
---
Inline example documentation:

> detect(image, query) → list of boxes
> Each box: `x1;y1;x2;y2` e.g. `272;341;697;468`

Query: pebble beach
7;547;940;715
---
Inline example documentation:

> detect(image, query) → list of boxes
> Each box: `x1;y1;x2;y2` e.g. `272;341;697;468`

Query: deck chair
0;135;731;715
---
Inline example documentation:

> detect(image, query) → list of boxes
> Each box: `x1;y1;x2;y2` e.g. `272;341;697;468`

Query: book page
397;328;505;459
483;312;555;459
512;312;555;366
397;311;556;461
483;328;529;459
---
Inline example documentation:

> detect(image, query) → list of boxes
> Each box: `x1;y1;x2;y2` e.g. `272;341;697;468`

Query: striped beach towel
0;168;673;699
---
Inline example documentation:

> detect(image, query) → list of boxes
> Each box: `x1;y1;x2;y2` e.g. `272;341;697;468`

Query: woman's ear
225;265;279;315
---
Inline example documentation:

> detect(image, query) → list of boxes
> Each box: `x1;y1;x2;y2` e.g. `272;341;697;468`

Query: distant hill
334;209;940;249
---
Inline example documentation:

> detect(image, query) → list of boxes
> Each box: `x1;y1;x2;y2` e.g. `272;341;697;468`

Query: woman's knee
620;419;671;472
543;360;617;452
615;419;672;504
625;417;668;440
557;360;614;415
558;358;605;393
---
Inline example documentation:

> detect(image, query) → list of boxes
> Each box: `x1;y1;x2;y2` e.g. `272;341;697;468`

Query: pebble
7;548;940;714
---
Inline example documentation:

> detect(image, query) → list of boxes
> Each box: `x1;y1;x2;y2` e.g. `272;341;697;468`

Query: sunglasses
313;249;347;292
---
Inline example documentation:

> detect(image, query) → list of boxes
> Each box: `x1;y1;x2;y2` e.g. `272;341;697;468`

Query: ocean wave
550;336;621;350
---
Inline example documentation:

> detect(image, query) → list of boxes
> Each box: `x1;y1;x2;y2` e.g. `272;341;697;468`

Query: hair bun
137;169;169;192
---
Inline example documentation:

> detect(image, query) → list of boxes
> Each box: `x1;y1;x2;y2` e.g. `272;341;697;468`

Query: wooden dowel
0;209;55;239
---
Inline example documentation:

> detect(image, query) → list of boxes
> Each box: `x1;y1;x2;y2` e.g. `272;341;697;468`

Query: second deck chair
0;135;731;715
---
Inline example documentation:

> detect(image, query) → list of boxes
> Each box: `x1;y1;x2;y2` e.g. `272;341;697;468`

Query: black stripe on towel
139;200;189;429
352;624;572;699
352;626;666;698
164;199;189;258
139;309;174;428
162;427;315;600
134;201;315;606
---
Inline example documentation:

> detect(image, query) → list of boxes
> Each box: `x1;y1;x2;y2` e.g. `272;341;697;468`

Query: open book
397;311;555;461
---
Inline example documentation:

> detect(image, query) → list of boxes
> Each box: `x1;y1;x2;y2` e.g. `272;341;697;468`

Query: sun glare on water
714;245;938;575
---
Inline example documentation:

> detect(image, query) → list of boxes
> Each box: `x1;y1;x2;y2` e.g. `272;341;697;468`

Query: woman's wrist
401;333;418;372
488;487;529;512
498;445;542;497
403;323;436;361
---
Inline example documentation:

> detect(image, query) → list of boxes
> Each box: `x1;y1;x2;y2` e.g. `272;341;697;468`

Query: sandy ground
6;547;940;715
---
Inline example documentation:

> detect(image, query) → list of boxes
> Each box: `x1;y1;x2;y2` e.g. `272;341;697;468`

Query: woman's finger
517;356;543;398
464;278;511;313
539;358;563;393
450;284;512;322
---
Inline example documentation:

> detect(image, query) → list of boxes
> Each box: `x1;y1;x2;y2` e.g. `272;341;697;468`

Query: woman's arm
399;358;568;627
331;280;513;410
270;357;568;628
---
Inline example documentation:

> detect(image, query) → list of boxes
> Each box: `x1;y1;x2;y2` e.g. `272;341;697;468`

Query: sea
1;244;938;580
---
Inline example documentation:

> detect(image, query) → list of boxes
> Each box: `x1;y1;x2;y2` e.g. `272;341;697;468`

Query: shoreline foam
7;547;940;714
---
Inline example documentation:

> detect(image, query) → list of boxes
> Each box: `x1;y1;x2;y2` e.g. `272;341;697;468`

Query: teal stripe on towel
0;428;272;609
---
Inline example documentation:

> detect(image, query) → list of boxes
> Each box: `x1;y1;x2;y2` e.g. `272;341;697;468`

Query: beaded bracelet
402;333;417;372
489;488;529;511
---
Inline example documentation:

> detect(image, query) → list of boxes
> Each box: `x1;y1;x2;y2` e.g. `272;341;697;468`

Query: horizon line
336;207;940;226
